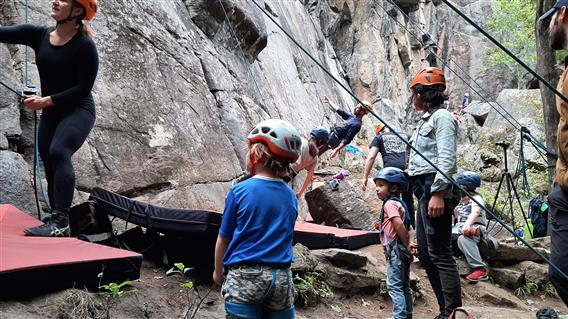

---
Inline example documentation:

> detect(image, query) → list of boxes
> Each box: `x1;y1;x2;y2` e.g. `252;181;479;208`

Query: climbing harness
248;0;568;281
216;0;270;117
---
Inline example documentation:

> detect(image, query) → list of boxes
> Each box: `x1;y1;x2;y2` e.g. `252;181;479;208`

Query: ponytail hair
77;20;94;38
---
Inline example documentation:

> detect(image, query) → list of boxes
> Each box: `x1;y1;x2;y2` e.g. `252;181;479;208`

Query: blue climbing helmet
456;171;481;191
373;167;409;191
310;127;329;143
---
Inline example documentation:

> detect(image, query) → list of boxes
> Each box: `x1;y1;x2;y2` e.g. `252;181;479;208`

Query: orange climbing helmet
409;67;446;91
358;100;374;115
375;123;385;135
75;0;98;21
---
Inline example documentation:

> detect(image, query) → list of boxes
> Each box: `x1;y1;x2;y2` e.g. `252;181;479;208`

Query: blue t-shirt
333;109;362;145
219;176;298;267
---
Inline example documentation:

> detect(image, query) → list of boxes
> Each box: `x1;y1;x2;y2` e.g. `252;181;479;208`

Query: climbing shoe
24;210;70;237
465;268;489;283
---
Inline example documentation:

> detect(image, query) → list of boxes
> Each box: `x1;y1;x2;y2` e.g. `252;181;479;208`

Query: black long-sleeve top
0;24;98;115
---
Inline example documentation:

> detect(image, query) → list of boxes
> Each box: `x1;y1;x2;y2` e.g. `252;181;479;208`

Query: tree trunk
535;0;560;236
536;0;560;185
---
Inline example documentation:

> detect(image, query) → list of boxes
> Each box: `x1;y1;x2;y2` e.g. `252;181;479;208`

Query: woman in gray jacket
407;67;461;319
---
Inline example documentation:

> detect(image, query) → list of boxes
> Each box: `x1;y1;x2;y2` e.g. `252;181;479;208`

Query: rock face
0;151;36;214
304;181;377;230
0;0;519;213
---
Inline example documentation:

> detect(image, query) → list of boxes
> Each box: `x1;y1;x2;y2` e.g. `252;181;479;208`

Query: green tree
486;0;537;86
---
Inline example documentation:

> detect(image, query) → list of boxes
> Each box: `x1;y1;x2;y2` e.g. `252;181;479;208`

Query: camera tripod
489;141;532;238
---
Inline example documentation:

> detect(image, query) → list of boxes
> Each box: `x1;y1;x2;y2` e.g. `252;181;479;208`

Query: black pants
548;185;568;306
38;108;95;214
413;174;462;318
402;186;415;229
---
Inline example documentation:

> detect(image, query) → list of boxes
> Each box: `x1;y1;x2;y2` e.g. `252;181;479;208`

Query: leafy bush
294;272;333;307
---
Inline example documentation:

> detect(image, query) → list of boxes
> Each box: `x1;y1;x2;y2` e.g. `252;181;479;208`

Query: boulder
510;261;549;286
304;181;376;230
466;281;531;310
491;268;525;290
291;244;319;273
457;113;482;144
311;248;368;270
463;101;491;125
493;241;549;263
314;260;383;290
0;133;8;150
0;151;36;214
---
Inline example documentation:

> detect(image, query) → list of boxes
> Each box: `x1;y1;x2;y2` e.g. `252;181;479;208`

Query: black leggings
38;107;95;214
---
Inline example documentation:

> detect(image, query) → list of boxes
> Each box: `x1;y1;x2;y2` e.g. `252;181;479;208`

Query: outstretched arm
321;95;340;112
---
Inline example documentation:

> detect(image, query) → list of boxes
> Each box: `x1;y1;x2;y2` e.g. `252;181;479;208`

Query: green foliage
294;272;333;307
514;281;539;297
544;282;559;298
330;304;342;313
485;0;537;85
99;281;135;298
97;271;136;298
167;262;194;290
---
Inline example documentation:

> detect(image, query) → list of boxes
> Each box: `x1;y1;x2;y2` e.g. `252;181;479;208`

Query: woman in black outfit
0;0;99;237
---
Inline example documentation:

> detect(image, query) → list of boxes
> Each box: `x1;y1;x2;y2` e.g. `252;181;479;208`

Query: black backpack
529;197;549;238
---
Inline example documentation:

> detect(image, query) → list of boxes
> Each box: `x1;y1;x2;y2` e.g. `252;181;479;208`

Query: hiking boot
466;267;489;283
24;210;70;237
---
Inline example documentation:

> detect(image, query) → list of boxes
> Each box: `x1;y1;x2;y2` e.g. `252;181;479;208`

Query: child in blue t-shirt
213;119;302;319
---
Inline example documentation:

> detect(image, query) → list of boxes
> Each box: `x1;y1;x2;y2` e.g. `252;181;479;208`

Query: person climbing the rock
453;171;489;283
540;1;568;306
0;0;99;237
407;67;462;318
320;95;374;158
373;167;415;319
213;119;301;319
290;127;329;199
362;123;415;228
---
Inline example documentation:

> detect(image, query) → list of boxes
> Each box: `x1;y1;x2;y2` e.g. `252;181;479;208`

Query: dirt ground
2;248;566;319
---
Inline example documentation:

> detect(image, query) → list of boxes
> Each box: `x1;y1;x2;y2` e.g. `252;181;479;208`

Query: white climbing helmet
247;119;302;162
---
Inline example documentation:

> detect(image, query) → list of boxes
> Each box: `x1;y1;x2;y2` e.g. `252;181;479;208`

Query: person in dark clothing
363;123;415;228
540;1;568;306
0;0;99;237
408;67;461;319
321;95;374;158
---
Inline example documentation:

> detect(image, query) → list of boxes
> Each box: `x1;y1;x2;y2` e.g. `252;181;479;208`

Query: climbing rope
248;0;568;280
441;0;568;106
216;0;270;117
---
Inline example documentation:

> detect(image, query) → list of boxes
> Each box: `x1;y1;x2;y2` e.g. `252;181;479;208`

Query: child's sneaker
466;267;489;283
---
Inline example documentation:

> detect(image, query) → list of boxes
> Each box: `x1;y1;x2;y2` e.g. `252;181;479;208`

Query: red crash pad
0;204;142;299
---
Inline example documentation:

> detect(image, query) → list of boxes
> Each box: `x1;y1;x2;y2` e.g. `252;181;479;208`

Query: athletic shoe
24;210;70;237
466;268;489;283
24;222;70;237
